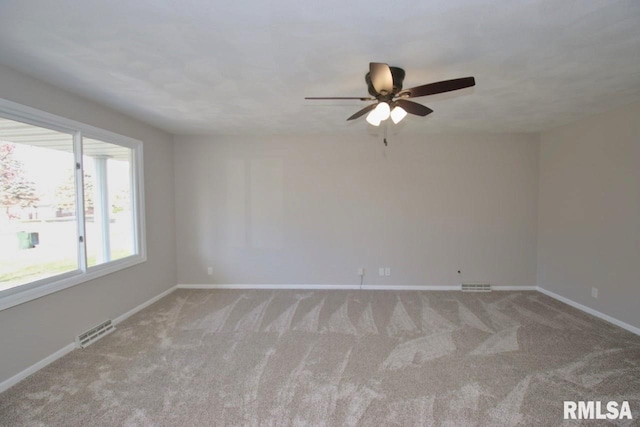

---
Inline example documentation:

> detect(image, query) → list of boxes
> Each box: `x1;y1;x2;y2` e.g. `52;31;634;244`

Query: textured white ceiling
1;0;639;136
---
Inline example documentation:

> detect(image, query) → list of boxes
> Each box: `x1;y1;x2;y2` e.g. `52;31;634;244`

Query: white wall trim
493;286;537;291
0;343;76;393
537;287;640;336
177;284;363;290
113;285;177;325
0;256;147;312
177;284;537;291
362;285;459;291
0;285;177;394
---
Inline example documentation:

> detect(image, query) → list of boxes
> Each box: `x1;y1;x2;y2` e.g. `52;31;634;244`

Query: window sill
0;255;147;312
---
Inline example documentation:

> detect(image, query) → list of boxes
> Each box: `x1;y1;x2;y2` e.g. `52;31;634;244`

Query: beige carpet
1;289;639;426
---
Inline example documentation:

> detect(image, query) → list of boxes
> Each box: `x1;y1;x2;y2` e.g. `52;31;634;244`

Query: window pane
0;117;78;292
83;138;135;267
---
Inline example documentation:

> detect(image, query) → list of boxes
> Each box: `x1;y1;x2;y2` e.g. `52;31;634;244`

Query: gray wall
0;65;177;383
538;101;640;329
174;133;539;287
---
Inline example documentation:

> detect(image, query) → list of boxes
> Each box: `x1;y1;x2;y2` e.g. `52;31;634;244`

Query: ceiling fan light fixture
366;110;382;126
390;106;407;124
305;63;476;131
374;101;391;121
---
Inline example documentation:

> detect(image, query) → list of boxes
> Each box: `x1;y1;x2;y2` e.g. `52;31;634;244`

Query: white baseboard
362;285;459;291
177;283;362;290
113;285;177;325
177;284;537;292
177;284;458;291
0;285;178;394
0;342;76;393
536;286;640;336
493;286;537;291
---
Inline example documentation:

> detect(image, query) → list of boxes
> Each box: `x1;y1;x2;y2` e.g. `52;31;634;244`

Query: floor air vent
76;320;115;348
461;283;492;292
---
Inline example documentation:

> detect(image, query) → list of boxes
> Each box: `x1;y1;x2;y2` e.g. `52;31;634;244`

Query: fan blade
395;99;433;117
370;63;393;94
347;103;377;121
403;77;475;98
305;97;374;100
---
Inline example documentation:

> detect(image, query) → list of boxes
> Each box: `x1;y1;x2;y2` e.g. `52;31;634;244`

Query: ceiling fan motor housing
366;66;405;98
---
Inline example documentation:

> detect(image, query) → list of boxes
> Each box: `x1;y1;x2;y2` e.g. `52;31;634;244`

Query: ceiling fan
305;63;475;126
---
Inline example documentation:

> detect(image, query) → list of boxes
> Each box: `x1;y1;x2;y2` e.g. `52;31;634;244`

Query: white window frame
0;98;146;311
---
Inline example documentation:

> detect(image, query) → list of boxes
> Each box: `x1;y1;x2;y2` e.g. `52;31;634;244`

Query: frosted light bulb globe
366;110;381;126
390;106;407;124
374;102;391;121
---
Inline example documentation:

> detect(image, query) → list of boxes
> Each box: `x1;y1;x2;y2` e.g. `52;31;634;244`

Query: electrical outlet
385;267;391;276
207;267;213;276
592;287;598;298
357;268;364;276
379;268;385;277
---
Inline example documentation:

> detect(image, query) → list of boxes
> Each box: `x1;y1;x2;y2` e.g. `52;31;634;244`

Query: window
0;99;145;310
0;122;78;290
82;138;136;267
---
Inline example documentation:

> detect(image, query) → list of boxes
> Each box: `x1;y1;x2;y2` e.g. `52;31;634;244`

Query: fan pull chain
383;121;388;146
